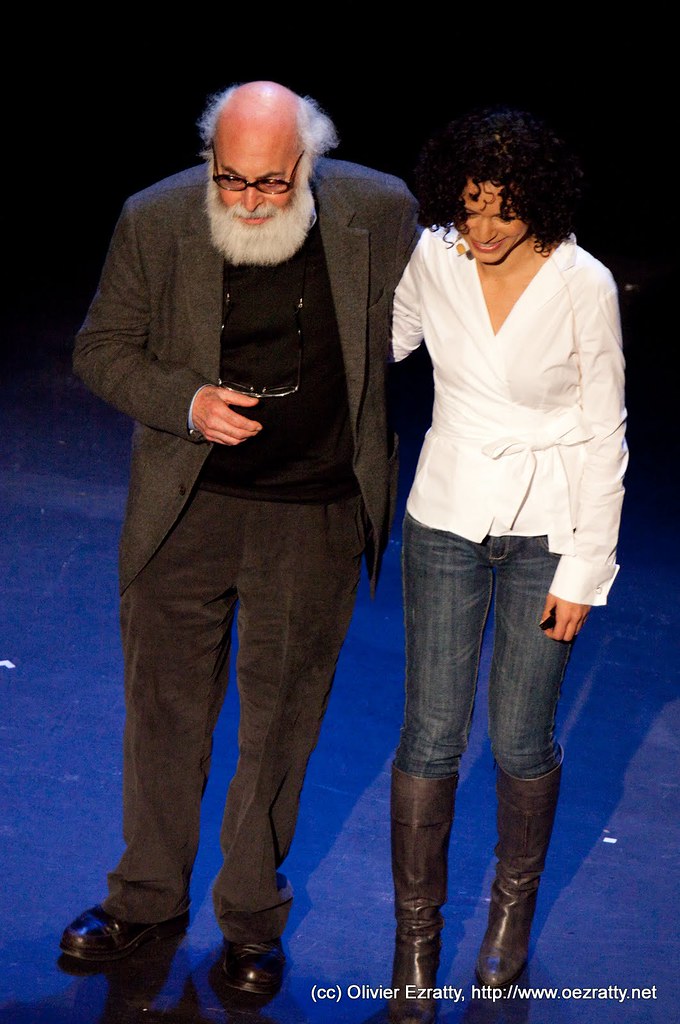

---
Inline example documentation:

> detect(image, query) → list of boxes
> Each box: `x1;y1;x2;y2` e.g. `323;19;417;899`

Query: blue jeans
394;513;572;781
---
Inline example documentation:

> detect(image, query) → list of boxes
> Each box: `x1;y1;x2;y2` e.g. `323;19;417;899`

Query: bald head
197;80;339;165
218;80;300;138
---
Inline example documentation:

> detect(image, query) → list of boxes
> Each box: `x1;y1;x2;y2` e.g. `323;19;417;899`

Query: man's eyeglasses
219;300;303;398
212;148;305;195
218;253;307;399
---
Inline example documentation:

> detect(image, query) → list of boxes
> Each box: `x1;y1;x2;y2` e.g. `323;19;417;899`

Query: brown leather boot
389;765;457;1024
475;752;562;988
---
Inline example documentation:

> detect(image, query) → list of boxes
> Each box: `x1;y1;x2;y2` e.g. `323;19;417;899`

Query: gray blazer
73;158;419;594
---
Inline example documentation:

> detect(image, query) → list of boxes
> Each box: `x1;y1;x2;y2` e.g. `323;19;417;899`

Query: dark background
4;32;673;468
4;33;673;323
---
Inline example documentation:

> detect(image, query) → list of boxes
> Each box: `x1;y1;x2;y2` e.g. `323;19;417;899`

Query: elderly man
59;81;418;996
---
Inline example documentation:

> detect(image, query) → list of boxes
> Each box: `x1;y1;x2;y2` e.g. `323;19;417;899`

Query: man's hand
192;386;263;445
539;593;590;642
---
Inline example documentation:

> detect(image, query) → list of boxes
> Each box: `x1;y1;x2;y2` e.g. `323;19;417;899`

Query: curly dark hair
415;106;584;253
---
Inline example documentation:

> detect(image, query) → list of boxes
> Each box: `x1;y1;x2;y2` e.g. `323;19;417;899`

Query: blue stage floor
1;255;677;1023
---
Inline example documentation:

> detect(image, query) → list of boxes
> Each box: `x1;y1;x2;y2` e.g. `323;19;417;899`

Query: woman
388;107;628;1022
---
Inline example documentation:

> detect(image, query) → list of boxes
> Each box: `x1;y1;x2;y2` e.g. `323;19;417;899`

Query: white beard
205;173;316;267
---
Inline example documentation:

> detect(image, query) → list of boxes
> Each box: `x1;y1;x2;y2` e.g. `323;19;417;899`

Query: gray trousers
103;487;364;941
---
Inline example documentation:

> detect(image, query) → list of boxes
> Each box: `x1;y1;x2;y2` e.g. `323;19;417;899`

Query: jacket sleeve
72;199;211;441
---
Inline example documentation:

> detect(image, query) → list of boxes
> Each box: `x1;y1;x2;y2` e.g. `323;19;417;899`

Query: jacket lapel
179;232;223;379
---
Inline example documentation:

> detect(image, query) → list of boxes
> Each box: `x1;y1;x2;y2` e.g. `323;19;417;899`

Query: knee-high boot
389;764;458;1024
475;752;562;988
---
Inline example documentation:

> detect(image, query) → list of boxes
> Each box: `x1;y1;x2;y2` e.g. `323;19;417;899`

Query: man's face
212;123;301;223
206;122;314;267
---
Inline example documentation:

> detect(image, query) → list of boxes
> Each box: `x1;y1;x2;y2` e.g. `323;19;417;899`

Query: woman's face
458;179;532;264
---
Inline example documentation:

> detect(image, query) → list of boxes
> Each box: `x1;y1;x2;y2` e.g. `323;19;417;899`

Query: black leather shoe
59;904;189;961
222;938;285;995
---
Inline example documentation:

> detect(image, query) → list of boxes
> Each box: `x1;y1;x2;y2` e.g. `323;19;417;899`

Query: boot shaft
389;766;457;1023
476;755;563;988
494;756;562;879
391;766;458;914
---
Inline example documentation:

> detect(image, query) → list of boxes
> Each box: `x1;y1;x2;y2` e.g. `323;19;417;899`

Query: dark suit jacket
73;158;419;594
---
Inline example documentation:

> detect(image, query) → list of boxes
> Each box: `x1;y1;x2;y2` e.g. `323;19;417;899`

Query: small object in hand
540;608;557;631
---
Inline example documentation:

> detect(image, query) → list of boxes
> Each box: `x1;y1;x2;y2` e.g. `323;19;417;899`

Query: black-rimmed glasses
212;148;305;195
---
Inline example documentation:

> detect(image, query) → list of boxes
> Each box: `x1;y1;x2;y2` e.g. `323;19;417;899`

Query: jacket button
179;485;186;496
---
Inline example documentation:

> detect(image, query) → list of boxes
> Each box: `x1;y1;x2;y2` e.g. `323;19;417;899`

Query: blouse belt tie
480;407;594;552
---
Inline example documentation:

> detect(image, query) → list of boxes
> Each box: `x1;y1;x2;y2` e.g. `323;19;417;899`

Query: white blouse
391;229;629;606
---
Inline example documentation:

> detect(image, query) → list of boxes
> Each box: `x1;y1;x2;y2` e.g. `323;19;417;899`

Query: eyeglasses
212;148;305;194
218;254;307;399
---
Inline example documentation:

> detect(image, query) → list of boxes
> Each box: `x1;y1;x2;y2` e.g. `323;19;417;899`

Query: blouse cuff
550;555;620;606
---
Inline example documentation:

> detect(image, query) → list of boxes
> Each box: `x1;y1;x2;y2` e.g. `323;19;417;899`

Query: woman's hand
540;593;591;642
